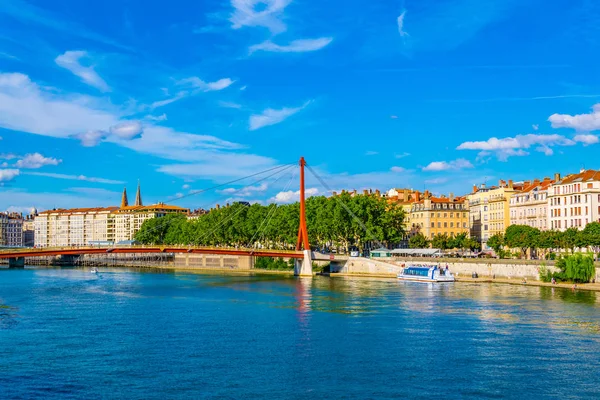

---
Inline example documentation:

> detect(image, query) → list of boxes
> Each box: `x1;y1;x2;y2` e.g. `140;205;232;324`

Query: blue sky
1;0;600;213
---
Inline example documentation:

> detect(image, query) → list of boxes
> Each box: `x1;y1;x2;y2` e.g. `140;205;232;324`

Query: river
1;267;599;399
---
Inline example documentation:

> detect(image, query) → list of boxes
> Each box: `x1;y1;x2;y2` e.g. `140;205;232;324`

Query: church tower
134;180;143;206
120;187;129;208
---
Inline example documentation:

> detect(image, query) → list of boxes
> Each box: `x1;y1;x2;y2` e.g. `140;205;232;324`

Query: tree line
487;223;600;259
408;232;482;252
134;193;406;251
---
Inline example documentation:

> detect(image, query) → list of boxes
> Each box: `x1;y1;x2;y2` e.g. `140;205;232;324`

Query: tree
565;253;595;283
431;233;450;250
465;237;481;252
504;225;540;258
487;234;504;255
409;233;429;249
582;222;600;255
448;232;468;251
560;227;582;254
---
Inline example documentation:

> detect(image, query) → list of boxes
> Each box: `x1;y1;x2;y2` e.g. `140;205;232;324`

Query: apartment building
547;169;600;231
468;180;522;249
34;184;189;247
387;189;469;239
509;177;554;230
0;212;25;247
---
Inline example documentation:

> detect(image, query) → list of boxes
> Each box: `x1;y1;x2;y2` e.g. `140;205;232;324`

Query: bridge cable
24;163;295;248
246;166;297;249
194;165;295;246
304;163;384;250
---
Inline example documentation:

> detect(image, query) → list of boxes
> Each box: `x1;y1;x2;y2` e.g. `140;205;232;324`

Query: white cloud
269;188;319;204
0;72;118;137
423;159;473;171
73;130;106;147
14;153;61;169
24;172;125;184
397;10;409;37
249;101;310;131
55;50;110;92
218;101;242;109
219;183;269;197
0;169;19;182
549;104;600;131
177;77;235;92
395;152;410;158
425;178;448;185
390;166;405;173
574;134;599;145
150;92;187;109
239;85;247;91
249;37;333;54
157;153;277;180
457;134;577;161
390;115;398;119
532;124;539;130
146;113;167;121
230;0;291;34
109;121;143;140
182;184;190;190
365;151;378;156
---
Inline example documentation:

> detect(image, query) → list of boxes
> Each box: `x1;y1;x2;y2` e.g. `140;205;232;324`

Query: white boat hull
397;275;455;283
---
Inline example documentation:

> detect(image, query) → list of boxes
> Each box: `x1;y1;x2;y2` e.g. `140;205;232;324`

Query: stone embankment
334;257;600;282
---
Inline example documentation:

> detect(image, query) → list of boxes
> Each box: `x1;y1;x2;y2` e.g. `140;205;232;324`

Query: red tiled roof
556;169;600;185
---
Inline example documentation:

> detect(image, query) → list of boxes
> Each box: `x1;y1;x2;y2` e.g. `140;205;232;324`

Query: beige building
468;180;522;249
548;169;600;231
509;177;554;230
387;189;469;239
34;184;189;247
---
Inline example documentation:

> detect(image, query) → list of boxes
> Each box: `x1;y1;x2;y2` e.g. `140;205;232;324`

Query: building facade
0;212;25;247
468;180;521;249
34;184;189;247
387;189;469;240
407;192;469;239
509;177;554;230
547;170;600;231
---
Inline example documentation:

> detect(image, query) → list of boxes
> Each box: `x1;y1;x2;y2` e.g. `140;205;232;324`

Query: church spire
120;187;129;208
135;180;143;206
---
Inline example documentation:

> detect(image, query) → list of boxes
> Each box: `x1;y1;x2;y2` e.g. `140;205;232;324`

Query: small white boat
397;265;455;283
90;267;99;274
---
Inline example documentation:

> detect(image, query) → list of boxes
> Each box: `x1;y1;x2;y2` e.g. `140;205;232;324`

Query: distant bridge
0;246;347;270
0;158;351;275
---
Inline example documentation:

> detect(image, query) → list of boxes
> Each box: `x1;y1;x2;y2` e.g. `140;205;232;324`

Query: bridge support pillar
8;257;25;268
294;250;312;277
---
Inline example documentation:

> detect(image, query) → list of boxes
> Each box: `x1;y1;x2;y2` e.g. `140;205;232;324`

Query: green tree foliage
408;233;429;249
504;225;540;258
431;233;450;250
565;253;595;283
134;195;406;251
487;234;504;254
551;254;596;283
582;222;600;253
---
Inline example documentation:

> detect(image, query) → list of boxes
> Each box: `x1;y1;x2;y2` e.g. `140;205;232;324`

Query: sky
2;0;600;213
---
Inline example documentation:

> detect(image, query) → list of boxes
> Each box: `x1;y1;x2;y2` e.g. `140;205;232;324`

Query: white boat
90;267;99;274
397;265;455;283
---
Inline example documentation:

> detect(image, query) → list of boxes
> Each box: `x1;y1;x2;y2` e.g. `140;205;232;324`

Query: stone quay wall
335;257;600;281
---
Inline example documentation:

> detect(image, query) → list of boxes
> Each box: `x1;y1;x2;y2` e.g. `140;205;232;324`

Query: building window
450;222;454;228
444;213;447;218
484;224;488;231
444;222;447;228
431;222;434;228
437;222;441;228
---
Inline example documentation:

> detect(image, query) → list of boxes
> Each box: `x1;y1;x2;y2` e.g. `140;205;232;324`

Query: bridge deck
0;247;306;259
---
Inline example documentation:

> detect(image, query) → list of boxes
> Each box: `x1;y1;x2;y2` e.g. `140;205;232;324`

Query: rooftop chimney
375;189;381;196
499;179;506;187
216;204;220;209
533;178;540;184
415;190;420;202
543;176;551;182
554;173;561;181
472;185;478;193
363;189;368;195
449;192;454;201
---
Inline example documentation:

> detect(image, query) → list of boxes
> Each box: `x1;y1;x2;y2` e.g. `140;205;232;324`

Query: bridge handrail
0;244;303;254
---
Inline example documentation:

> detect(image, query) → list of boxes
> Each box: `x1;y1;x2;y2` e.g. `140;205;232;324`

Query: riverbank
330;271;600;292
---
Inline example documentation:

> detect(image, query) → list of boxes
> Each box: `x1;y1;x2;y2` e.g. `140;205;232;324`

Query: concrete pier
294;250;313;276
